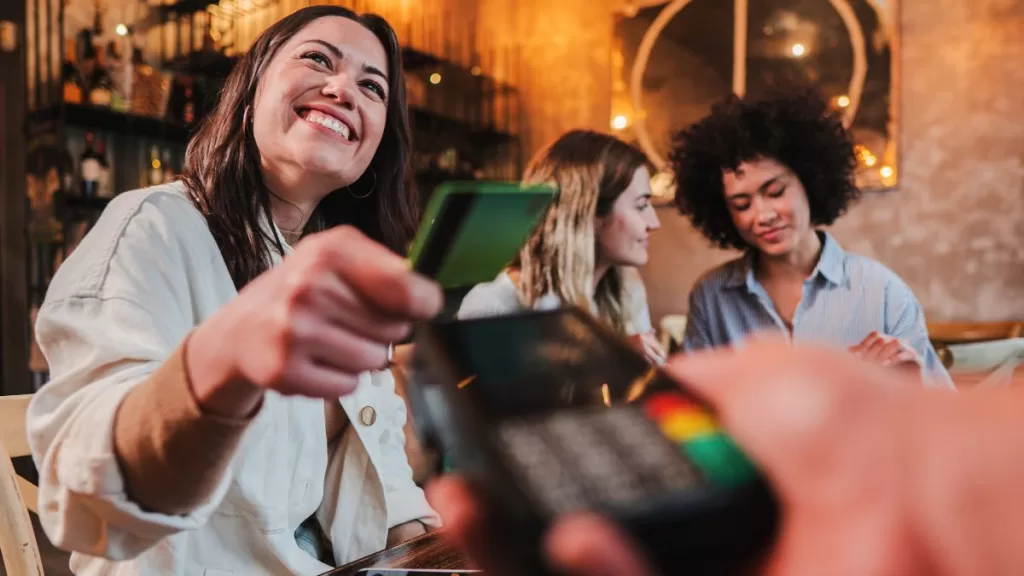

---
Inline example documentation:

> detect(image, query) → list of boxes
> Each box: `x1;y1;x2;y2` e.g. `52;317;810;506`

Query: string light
429;72;442;85
836;94;850;108
790;43;806;57
611;115;629;130
855;145;878;167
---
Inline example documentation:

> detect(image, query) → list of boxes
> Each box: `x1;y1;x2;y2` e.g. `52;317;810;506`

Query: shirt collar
724;230;847;291
812;231;846;286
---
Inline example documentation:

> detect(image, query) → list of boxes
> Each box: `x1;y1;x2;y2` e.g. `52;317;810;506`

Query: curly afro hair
669;88;861;251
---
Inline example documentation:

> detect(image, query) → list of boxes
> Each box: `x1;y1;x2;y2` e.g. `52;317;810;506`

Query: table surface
320;532;474;576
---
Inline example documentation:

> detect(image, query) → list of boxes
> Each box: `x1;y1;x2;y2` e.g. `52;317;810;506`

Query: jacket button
359;406;377;426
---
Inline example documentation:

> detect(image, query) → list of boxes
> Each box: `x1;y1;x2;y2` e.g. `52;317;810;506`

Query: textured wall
476;0;618;155
638;0;1024;324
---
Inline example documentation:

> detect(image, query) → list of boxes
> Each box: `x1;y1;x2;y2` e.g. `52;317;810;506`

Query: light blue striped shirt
683;232;953;387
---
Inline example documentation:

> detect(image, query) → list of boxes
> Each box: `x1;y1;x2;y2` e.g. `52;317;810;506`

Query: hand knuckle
305;241;335;271
283;271;319;310
332;225;365;245
269;305;301;349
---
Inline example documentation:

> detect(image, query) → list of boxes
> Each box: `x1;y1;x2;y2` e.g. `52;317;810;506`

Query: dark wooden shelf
26;104;192;143
402;47;517;94
161;0;219;15
402;47;443;70
409;106;515;145
63;195;111;211
164;51;239;80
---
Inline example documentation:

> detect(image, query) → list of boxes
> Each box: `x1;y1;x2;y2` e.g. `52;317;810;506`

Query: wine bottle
106;39;128;112
88;42;114;107
80;132;101;198
77;28;97;81
162;148;175;184
62;38;84;104
29;301;50;379
95;136;113;198
183;84;195;124
148;146;162;186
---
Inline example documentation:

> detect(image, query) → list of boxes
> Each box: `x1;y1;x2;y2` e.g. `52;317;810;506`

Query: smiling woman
184;5;417;284
457;130;667;365
670;89;952;388
27;6;442;576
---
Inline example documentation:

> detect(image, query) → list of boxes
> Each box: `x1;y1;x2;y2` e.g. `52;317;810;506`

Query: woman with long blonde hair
458;130;665;362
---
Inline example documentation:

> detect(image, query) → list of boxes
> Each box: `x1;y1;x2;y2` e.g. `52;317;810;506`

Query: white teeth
305;110;351;140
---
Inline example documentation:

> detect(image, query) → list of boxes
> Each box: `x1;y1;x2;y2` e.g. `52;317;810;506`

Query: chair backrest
928;321;1024;345
0;394;44;576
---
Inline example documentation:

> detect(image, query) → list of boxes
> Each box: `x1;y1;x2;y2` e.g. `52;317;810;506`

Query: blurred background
0;0;1021;398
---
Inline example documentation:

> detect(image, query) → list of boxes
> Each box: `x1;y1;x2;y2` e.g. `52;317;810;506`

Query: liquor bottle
61;140;75;194
88;43;115;107
162;148;175;183
106;39;129;112
78;30;98;89
95;136;113;198
80;132;101;198
61;38;83;104
183;85;195;124
29;299;50;384
148;146;162;186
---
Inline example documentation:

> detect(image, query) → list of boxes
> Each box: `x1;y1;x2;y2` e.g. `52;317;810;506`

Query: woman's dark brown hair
516;130;652;333
182;5;417;289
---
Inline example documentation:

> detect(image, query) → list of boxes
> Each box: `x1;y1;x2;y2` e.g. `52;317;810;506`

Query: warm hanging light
429;72;442;85
611;115;629;130
790;43;806;57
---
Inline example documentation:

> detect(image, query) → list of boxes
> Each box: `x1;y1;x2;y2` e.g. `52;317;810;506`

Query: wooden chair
928;321;1024;370
941;338;1024;389
0;394;44;576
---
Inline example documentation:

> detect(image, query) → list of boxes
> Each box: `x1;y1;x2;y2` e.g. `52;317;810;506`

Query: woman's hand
187;226;443;417
428;338;937;576
850;331;922;372
629;331;667;365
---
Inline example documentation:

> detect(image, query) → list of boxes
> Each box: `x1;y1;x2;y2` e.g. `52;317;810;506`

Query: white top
457;270;654;335
26;182;439;575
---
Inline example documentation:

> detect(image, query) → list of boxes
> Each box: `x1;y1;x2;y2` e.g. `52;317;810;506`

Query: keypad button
642;392;694;420
497;421;588;516
545;411;646;506
598;408;702;493
683;433;757;486
661;410;715;442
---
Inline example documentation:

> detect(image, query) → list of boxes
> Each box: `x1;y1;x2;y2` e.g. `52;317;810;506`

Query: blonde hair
515;131;651;334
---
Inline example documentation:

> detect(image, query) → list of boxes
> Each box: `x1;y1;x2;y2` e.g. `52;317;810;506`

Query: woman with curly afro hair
671;88;951;386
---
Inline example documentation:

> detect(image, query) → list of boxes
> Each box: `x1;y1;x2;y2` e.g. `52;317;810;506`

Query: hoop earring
349;170;377;199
